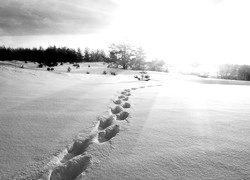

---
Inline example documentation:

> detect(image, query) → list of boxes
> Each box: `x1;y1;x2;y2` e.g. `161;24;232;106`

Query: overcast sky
1;0;250;65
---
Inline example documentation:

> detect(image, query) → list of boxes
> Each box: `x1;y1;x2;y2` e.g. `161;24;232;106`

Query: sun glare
106;0;250;66
106;1;169;57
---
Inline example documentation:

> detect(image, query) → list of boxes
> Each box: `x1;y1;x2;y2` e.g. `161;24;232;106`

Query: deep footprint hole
122;97;129;101
113;99;122;105
121;91;127;95
118;95;125;99
67;138;92;157
98;124;120;143
122;102;131;108
51;154;91;180
111;105;123;114
98;115;116;130
125;92;131;96
117;111;129;120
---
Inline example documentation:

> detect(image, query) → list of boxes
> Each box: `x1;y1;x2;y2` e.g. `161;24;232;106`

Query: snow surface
0;62;250;179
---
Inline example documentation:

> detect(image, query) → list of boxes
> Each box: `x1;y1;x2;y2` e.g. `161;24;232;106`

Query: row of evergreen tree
0;44;166;71
0;45;108;65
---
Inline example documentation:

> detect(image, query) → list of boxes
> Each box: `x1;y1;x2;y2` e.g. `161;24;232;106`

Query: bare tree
109;43;134;69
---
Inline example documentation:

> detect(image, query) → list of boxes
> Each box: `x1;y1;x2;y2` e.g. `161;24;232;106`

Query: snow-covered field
0;61;250;180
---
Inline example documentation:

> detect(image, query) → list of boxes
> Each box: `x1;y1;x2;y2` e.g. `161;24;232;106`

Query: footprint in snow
116;111;130;121
122;102;131;108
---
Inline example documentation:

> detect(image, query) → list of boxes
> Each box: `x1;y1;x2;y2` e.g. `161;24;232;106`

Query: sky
1;0;250;65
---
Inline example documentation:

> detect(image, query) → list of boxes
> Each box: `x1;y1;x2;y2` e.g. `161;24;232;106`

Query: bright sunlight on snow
0;62;250;179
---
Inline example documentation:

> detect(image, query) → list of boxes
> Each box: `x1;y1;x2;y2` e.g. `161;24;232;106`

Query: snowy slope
83;79;250;180
0;62;250;179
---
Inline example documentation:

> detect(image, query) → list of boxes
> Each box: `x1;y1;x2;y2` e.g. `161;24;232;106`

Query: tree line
0;43;166;71
217;64;250;81
0;45;107;66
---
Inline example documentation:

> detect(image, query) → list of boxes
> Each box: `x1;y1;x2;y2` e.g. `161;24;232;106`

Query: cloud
0;0;118;36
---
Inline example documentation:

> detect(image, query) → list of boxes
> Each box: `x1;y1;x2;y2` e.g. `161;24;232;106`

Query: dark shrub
47;67;51;71
38;64;43;68
47;62;58;67
73;63;80;68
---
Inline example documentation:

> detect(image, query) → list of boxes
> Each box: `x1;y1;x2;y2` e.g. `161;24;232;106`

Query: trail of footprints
48;84;161;180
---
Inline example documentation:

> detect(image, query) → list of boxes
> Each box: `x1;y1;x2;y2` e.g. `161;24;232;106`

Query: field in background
0;61;250;179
